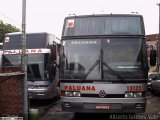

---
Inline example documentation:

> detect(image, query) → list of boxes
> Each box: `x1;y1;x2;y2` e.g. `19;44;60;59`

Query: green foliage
0;20;20;42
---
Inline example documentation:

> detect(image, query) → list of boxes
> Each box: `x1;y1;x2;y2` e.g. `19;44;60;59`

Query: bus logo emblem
99;90;106;97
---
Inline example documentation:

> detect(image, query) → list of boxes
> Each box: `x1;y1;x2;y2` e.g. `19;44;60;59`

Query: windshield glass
2;54;47;81
102;38;143;79
62;39;101;79
61;38;145;80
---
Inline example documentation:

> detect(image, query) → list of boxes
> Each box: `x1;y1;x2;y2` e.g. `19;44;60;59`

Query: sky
0;0;160;38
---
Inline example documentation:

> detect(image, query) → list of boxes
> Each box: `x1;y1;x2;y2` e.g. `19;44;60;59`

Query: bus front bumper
60;97;147;113
28;88;51;99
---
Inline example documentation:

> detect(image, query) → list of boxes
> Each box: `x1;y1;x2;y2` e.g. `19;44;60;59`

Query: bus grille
81;94;125;98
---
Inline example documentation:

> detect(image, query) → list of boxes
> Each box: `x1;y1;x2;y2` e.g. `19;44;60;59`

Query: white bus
2;32;60;100
60;14;148;113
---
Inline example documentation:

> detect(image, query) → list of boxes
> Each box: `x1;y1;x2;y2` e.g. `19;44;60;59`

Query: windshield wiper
82;59;100;79
103;62;125;82
82;60;125;82
82;49;125;81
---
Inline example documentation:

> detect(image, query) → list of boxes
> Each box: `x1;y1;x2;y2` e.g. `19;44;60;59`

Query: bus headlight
125;92;133;98
64;91;81;97
125;92;143;98
134;92;142;98
73;92;81;97
65;91;73;97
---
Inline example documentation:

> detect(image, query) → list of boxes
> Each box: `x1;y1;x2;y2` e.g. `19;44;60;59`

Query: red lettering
64;86;68;90
69;86;72;90
92;86;95;91
38;49;42;53
86;86;90;91
127;86;142;91
64;85;96;91
18;50;21;53
81;86;85;90
31;49;36;53
26;49;29;53
22;50;25;54
77;86;81;90
73;86;76;90
2;49;47;54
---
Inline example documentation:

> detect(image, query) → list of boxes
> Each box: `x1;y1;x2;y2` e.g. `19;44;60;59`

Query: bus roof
5;32;53;36
65;14;143;19
3;32;60;50
4;32;61;43
62;14;145;37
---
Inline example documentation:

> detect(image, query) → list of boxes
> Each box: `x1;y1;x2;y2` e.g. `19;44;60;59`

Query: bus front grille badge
99;90;106;97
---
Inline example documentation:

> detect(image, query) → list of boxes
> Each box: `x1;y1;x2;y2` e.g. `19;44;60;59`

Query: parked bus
60;14;148;113
2;32;60;100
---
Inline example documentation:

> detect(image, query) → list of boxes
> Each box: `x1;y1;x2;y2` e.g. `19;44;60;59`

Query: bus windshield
61;38;146;80
2;54;48;81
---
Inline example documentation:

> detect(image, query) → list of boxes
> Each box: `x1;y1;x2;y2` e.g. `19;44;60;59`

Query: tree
0;20;20;42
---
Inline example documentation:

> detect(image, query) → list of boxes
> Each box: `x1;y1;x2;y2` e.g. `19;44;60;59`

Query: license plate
96;104;110;109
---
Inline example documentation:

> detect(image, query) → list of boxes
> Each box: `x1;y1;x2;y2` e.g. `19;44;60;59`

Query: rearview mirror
150;49;157;66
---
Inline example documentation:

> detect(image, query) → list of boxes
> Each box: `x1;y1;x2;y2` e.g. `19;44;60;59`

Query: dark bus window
63;16;144;36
